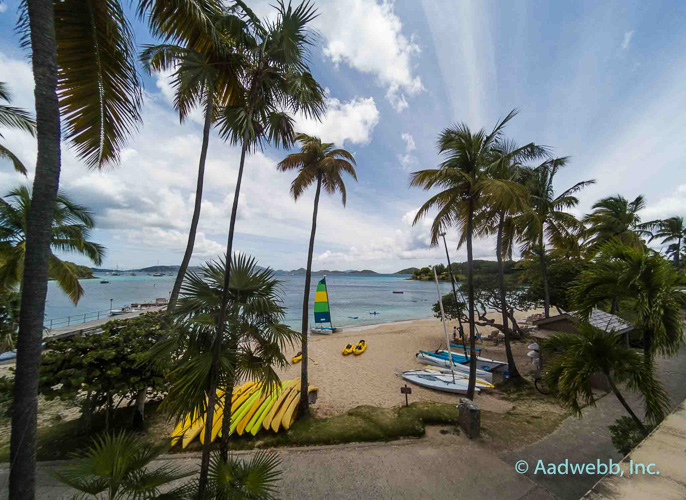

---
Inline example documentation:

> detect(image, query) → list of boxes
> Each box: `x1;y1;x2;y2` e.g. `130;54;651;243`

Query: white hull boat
437;350;507;372
421;367;494;390
401;370;480;395
415;351;493;383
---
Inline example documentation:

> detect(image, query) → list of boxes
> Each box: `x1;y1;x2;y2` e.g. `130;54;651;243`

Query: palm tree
0;82;36;175
544;323;670;436
0;186;105;303
140;37;242;314
410;109;534;399
184;451;282;499
570;241;685;366
54;431;191;498
649;216;685;270
473;140;548;379
517;158;595;317
156;254;297;494
277;133;357;414
11;1;219;495
201;1;324;487
583;195;651;252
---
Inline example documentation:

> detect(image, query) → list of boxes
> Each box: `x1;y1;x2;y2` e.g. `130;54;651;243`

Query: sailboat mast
433;268;456;382
324;275;334;329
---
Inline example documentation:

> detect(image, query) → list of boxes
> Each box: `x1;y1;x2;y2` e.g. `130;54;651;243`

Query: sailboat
310;277;339;335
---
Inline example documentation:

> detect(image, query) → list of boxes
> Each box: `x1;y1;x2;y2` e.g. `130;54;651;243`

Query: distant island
395;267;418;275
275;268;378;275
405;260;520;281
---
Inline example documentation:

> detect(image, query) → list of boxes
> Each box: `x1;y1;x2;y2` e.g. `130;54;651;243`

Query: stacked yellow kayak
171;379;318;448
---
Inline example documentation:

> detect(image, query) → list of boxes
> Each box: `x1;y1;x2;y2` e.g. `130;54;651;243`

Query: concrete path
0;429;553;500
502;349;686;500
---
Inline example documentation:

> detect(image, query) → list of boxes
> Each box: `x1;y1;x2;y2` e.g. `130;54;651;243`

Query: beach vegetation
518;256;587;313
0;289;20;352
648;216;685;270
0;81;36;175
515;158;595;318
543;322;670;436
39;312;169;432
0;186;105;305
582;195;652;253
278;133;357;417
54;431;192;499
411;109;542;398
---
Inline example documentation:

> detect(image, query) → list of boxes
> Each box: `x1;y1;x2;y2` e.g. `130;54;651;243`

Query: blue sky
1;0;685;272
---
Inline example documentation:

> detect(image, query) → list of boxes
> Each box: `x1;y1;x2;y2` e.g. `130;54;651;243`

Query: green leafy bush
608;416;654;455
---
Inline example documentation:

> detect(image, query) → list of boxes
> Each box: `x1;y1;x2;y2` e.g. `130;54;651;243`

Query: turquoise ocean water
44;273;453;329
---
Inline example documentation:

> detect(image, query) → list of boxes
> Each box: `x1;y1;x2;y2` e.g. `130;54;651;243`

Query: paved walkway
0;429;553;500
502;348;686;500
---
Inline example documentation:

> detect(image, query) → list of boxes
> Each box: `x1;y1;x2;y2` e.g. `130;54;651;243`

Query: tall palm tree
570;241;685;366
11;1;219;496
277;133;357;414
0;186;104;303
411;110;534;399
544;323;670;436
54;431;192;498
517;159;595;317
583;195;651;253
650;216;685;270
473;139;548;379
201;1;324;486
0;82;36;175
141;37;242;314
155;254;297;494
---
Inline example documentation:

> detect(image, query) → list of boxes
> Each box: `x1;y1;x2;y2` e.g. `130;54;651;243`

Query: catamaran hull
401;371;480;395
436;350;507;372
415;352;493;383
310;327;340;335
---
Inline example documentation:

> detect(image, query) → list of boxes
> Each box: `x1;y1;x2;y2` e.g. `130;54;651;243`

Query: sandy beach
280;308;546;417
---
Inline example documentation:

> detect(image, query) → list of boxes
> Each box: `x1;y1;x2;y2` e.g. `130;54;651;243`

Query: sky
1;0;685;273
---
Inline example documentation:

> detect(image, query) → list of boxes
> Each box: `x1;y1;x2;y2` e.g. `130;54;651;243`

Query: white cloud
621;30;634;50
641;184;686;220
397;153;418;172
0;3;7;14
401;132;416;152
295;95;379;146
317;0;424;112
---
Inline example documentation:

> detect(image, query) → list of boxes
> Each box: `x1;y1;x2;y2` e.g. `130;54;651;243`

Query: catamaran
310;277;340;334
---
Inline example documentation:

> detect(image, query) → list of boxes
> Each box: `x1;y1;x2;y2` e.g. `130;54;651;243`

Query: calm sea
44;273;453;329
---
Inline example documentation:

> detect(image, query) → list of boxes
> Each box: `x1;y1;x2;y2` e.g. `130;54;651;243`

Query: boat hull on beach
310;327;340;335
416;351;493;382
401;370;480;395
436;350;507;372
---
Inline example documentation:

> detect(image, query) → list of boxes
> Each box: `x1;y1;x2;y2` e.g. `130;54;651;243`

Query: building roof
533;309;634;334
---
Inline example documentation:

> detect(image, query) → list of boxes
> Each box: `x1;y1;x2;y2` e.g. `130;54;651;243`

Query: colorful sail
313;277;332;324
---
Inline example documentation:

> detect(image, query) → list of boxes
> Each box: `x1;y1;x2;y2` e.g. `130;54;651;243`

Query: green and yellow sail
313;277;334;327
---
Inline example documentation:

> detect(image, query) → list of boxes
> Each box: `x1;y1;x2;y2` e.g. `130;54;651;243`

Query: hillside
395;267;418;275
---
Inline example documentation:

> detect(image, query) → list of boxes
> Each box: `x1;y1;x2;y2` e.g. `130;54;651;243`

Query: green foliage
54;431;191;498
583;195;651;253
0;81;36;175
412;260;519;281
544;323;670;425
0;289;20;352
0;186;105;304
432;292;466;321
519;256;587;311
0;376;13;418
608;416;654;456
39;312;168;415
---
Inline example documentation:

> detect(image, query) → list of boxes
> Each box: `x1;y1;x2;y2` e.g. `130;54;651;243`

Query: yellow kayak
342;343;355;355
230;389;263;435
271;388;301;433
231;383;260;413
182;389;224;449
237;390;268;436
353;340;367;355
291;352;302;364
172;408;201;446
283;386;318;430
263;380;299;430
248;391;280;436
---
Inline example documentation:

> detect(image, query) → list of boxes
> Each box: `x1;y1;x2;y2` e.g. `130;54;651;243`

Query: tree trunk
606;372;648;436
198;136;249;496
105;391;112;433
466;198;477;400
676;236;681;271
643;327;653;368
167;95;214;314
132;389;146;431
10;1;61;497
497;214;520;379
299;176;322;416
539;234;550;318
219;341;237;462
80;392;93;433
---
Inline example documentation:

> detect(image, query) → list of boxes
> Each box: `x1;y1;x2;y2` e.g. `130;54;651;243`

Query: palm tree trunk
219;340;237;462
299;175;322;416
466;197;478;400
198;135;250;495
677;236;681;271
167;95;214;314
10;1;61;497
497;213;519;379
606;372;648;436
539;234;550;318
132;388;146;430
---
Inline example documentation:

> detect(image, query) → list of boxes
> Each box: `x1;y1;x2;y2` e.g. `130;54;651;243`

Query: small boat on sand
401;370;479;395
436;350;507;372
415;351;493;382
310;277;340;334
